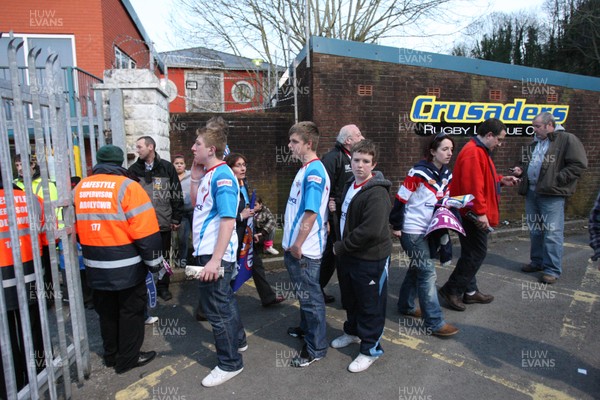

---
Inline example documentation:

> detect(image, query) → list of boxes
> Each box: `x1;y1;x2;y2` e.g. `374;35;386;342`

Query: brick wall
0;0;104;76
0;0;149;77
169;112;296;221
294;52;600;223
101;0;149;70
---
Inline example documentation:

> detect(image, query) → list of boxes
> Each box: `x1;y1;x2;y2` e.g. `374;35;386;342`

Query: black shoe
323;293;335;304
463;291;494;304
287;326;305;339
438;287;466;311
291;345;321;367
115;351;156;374
104;358;116;368
521;263;543;273
196;308;207;322
262;295;285;307
540;274;558;284
158;290;173;301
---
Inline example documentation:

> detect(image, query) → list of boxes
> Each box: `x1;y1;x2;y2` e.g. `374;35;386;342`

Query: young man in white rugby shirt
190;124;246;387
283;121;331;367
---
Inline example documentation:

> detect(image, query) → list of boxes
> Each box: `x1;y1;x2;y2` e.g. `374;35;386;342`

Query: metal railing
1;38;96;400
0;66;102;118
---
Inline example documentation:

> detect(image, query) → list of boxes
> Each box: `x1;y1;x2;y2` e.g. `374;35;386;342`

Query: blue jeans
197;256;246;372
398;233;445;331
284;252;327;359
526;190;565;277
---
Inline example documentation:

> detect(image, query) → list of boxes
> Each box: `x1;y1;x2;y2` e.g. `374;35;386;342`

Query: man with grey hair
513;111;587;284
320;124;364;303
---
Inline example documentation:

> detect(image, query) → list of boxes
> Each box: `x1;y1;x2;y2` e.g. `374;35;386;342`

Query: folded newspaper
157;259;173;280
185;265;225;279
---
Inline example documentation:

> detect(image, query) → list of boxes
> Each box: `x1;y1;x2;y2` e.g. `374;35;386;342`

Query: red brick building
0;0;160;88
160;47;271;113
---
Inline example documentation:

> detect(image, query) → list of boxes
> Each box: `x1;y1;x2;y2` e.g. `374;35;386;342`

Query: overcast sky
130;0;547;56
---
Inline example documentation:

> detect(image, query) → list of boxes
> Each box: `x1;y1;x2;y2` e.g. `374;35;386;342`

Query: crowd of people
2;110;596;395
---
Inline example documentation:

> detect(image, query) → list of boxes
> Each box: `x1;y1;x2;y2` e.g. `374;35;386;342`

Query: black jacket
333;171;393;260
321;142;352;212
129;153;183;231
235;181;251;257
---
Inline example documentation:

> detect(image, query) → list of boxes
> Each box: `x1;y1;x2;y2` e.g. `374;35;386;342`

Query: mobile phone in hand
466;211;494;233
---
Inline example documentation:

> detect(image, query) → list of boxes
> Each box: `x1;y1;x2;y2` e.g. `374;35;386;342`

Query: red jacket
450;138;503;227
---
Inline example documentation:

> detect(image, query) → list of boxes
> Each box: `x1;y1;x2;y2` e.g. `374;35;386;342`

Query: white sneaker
330;333;361;349
265;246;279;255
348;354;379;373
144;316;158;325
238;344;248;352
201;366;243;387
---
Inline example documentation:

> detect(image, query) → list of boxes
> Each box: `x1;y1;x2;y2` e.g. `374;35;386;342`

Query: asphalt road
70;225;599;400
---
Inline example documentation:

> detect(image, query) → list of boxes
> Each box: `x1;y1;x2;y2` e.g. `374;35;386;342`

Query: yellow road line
560;260;600;343
513;237;590;250
330;313;577;400
115;358;197;400
117;296;578;400
428;248;600;304
118;253;591;400
116;278;295;400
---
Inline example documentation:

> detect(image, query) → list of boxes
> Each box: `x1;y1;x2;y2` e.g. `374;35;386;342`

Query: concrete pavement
70;223;599;400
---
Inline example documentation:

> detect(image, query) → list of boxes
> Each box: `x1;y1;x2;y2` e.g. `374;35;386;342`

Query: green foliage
452;0;600;76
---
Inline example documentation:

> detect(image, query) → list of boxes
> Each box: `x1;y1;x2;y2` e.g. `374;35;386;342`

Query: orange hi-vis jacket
74;172;163;291
0;187;45;311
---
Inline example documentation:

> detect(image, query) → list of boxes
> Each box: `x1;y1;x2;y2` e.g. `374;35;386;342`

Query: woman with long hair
389;133;459;337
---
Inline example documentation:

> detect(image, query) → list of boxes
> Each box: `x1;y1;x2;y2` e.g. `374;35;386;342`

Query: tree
453;13;544;67
173;0;458;68
523;25;544;66
546;0;600;75
451;0;599;76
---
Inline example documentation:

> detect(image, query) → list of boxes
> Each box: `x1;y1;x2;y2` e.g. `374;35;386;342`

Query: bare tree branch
173;0;458;64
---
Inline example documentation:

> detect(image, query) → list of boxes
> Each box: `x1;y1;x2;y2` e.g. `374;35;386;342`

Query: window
114;47;136;69
28;37;74;67
1;34;75;68
0;34;75;116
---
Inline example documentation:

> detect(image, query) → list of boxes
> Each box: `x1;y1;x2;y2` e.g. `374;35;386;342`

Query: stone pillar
94;69;171;164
